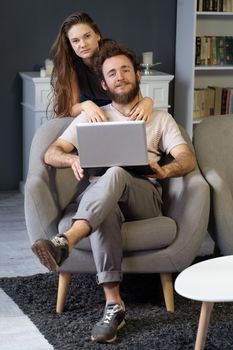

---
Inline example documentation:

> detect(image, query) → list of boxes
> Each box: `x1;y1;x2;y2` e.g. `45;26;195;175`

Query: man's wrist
67;154;79;167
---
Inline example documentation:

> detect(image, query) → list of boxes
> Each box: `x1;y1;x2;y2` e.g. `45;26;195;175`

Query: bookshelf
174;0;233;136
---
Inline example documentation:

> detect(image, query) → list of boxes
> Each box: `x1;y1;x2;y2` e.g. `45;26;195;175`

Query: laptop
76;120;154;176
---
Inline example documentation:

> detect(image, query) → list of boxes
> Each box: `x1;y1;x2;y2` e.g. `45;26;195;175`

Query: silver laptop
76;120;153;176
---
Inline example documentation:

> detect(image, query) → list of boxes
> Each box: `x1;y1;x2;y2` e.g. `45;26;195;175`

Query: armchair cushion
58;205;177;252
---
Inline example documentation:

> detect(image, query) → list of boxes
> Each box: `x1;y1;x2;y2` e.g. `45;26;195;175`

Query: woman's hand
82;100;108;122
128;96;154;122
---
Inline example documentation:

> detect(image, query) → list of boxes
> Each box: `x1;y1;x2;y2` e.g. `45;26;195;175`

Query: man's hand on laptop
82;101;109;123
146;160;167;179
71;156;85;181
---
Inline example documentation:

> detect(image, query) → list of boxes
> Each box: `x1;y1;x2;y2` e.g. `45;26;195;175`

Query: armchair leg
56;272;72;314
160;272;174;313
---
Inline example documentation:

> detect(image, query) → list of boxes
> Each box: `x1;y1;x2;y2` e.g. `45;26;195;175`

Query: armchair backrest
193;115;233;191
193;115;233;255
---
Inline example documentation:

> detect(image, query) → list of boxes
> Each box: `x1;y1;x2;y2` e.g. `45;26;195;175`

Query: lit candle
142;51;153;65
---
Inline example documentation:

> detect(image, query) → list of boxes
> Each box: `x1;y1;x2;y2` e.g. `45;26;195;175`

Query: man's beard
105;79;140;104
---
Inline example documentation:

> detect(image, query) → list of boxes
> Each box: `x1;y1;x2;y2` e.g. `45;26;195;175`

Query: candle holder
140;62;162;75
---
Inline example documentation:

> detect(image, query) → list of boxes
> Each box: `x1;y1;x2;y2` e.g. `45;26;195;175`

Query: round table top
175;256;233;302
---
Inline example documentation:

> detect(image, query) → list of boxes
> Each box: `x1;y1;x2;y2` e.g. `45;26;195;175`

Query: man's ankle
103;282;122;305
64;219;91;249
106;299;123;306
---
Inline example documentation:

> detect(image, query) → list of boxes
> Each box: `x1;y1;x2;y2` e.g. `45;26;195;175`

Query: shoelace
103;304;121;325
51;236;67;247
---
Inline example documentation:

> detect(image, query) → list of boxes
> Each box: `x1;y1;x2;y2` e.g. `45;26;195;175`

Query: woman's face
67;23;101;62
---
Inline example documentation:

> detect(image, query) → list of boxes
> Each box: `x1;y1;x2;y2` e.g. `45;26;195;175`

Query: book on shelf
193;88;212;120
211;37;217;65
215;36;221;65
221;88;228;114
214;86;223;114
197;0;233;11
218;0;223;11
227;88;233;113
193;86;233;121
201;37;209;65
196;37;201;65
195;36;233;66
208;87;215;115
193;89;204;121
225;36;233;64
224;0;233;11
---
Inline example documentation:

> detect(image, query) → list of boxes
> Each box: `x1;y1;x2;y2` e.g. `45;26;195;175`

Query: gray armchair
24;117;210;313
193;115;233;256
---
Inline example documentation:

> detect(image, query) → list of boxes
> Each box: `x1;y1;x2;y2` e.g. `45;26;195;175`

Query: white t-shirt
59;104;186;163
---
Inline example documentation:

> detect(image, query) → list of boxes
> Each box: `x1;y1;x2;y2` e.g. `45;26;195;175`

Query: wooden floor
0;191;53;350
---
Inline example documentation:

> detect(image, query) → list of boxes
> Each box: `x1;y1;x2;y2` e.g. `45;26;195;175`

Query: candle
40;68;46;77
142;51;153;65
45;59;54;76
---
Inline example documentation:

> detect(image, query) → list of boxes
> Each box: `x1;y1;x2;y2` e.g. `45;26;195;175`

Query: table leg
194;301;214;350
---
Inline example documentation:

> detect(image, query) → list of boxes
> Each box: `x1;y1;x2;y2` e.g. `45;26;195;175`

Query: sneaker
31;235;69;272
91;302;126;343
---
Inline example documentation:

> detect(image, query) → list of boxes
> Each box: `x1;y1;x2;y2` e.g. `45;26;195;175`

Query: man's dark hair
95;41;141;81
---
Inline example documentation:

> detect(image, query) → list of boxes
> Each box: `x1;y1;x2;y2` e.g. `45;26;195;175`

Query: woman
50;12;153;122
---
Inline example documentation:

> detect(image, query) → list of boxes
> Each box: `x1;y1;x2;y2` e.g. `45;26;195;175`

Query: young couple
32;12;196;344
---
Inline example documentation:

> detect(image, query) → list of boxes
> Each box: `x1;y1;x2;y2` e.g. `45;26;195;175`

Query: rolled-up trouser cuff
96;271;123;285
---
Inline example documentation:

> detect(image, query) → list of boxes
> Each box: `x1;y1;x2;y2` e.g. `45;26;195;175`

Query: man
32;42;196;344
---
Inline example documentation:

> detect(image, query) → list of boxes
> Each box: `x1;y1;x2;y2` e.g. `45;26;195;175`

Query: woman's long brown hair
50;12;102;117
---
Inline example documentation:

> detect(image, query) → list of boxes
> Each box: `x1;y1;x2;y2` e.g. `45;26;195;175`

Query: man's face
101;55;141;104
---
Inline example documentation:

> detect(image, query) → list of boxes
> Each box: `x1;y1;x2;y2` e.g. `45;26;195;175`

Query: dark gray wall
0;0;177;190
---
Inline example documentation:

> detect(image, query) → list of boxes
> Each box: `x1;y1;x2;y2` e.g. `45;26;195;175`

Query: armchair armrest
162;168;210;270
205;169;233;254
24;117;78;244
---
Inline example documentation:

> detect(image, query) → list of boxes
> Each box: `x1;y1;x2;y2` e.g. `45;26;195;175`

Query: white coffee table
175;255;233;350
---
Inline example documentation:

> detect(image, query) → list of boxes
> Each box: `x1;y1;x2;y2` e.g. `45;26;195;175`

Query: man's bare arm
148;144;196;179
44;139;84;180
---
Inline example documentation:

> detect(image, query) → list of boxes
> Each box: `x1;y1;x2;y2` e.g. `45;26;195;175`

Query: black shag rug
1;272;233;350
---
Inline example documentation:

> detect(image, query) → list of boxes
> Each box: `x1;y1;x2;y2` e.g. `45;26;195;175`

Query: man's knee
104;166;129;181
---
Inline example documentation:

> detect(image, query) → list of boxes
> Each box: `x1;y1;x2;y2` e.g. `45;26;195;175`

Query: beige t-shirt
59;104;186;163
